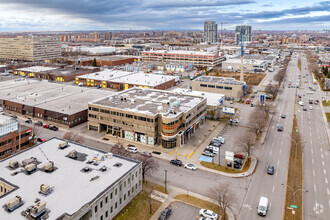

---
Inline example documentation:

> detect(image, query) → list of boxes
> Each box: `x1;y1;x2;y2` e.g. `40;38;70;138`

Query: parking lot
168;202;200;220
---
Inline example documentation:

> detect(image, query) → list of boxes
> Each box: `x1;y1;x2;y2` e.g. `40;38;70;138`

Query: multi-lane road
298;53;330;219
239;52;300;219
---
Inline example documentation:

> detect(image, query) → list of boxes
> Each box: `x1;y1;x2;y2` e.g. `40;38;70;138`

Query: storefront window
162;138;176;149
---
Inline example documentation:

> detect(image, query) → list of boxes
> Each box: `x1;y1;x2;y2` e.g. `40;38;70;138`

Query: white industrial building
0;138;142;220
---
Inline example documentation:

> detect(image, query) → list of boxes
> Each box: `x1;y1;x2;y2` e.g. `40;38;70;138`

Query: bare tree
135;155;159;183
249;108;267;137
236;132;256;157
63;131;85;144
30;124;41;144
109;143;131;157
142;181;156;215
265;83;279;98
209;183;236;220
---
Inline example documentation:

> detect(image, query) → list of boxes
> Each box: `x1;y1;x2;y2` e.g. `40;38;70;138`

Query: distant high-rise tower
235;25;252;45
204;21;218;44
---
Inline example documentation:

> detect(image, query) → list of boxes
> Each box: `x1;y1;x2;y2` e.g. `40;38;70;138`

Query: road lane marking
319;136;320;140
320;148;323;152
275;171;277;177
326;177;328;184
281;140;283;145
310;133;312;137
311;149;313;154
311;140;313;144
270;151;272;156
321;154;324;159
272;142;274;147
323;161;325;166
328;188;330;195
324;169;327;175
277;160;280;165
313;170;315;176
312;159;314;164
274;134;277;138
272;186;275;193
314;184;317;192
279;149;282;155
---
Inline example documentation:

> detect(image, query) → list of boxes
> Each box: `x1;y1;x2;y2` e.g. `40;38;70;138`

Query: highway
238;53;299;219
298;53;330;219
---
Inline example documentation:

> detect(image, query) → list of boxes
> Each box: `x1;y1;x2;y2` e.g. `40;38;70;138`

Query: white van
257;197;269;216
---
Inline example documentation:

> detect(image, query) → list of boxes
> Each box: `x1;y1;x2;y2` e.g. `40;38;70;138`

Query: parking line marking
169;148;177;155
187;151;194;159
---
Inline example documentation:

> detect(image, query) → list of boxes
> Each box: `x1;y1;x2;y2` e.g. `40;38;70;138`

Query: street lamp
164;170;167;194
281;183;307;218
288;137;305;159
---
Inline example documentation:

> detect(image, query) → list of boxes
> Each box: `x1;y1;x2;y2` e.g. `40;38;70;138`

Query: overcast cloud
0;0;328;31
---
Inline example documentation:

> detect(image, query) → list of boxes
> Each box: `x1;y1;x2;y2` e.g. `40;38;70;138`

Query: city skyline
0;0;329;32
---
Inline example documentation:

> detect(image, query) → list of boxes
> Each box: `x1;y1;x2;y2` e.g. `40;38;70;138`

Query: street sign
290;205;297;209
260;95;265;102
225;151;234;162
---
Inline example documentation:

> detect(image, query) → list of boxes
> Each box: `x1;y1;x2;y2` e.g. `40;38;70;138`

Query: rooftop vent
100;165;107;172
113;162;122;168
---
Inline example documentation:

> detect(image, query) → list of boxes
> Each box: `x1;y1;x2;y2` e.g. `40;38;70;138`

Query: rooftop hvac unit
59;141;68;149
22;157;37;166
40;184;51;195
9;160;19;169
30;201;47;218
83;166;90;172
100;165;107;172
25;163;36;175
42;161;54;172
5;195;23;212
69;150;78;159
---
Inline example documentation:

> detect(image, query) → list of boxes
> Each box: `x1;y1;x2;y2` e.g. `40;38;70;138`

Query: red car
245;99;251;104
37;138;46;142
43;124;50;128
234;153;245;159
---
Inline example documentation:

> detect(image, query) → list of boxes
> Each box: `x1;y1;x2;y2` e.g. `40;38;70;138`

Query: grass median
322;101;330;107
284;116;303;220
200;157;251;174
326;113;330;122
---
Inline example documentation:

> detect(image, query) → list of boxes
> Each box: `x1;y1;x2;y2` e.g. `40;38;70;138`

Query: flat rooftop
78;69;131;81
0;115;15;126
0;138;140;219
194;76;245;86
15;66;59;73
94;56;134;61
0;79;113;115
144;50;218;56
91;87;205;116
110;72;178;87
171;88;224;106
222;58;267;65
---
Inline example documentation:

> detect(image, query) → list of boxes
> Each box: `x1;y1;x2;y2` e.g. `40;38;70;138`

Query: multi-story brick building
0;36;61;61
142;50;224;68
0;115;32;159
88;87;207;148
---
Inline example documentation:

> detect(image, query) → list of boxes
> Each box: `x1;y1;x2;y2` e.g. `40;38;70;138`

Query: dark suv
170;159;183;167
158;207;172;220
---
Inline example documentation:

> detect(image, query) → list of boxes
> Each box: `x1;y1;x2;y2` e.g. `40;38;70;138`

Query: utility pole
240;34;245;82
164;170;168;194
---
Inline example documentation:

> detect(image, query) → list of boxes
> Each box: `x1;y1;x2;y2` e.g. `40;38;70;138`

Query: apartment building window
128;177;130;184
132;187;134;193
200;84;207;87
110;206;113;213
100;216;103;220
124;181;126;188
120;198;122;205
120;185;122;192
95;205;98;213
105;196;108;203
216;86;223;89
100;201;103;208
91;107;99;112
224;87;232;90
105;211;108;218
135;184;138;189
124;194;126;201
128;190;130;196
115;188;117;195
115;202;117;209
208;85;215;88
88;114;97;119
110;192;113;199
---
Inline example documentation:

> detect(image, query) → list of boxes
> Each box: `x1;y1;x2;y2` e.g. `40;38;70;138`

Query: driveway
168;201;200;220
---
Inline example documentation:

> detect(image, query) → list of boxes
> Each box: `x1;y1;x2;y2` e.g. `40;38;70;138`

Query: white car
298;101;304;106
207;145;219;154
125;146;138;153
306;91;313;94
215;137;225;144
309;106;313;110
199;209;218;220
184;163;197;170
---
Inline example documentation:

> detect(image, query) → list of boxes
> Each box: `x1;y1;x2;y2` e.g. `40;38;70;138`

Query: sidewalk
150;184;236;220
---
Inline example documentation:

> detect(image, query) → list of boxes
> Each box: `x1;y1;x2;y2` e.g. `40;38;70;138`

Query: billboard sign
225;151;234;162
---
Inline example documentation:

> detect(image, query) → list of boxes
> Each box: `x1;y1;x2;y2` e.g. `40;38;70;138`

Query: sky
0;0;329;32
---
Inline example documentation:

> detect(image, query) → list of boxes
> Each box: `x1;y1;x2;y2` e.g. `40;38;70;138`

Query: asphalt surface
168;202;200;220
238;52;299;219
298;53;330;219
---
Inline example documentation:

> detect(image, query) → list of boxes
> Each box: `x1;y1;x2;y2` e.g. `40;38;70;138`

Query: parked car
251;95;255;98
234;159;243;166
267;165;275;175
281;114;286;119
214;137;225;144
25;119;32;124
230;100;234;104
34;121;43;126
126;146;138;153
158;207;172;220
10;115;18;119
309;106;313;110
277;125;284;132
199;209;218;220
170;159;183;166
234;153;245;159
230;119;239;124
43;124;50;128
141;151;152;157
245;99;251;104
207;146;219;154
202;150;215;157
37;138;46;142
303;106;307;111
251;103;255;107
184;163;197;171
314;100;319;105
49;125;58;131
